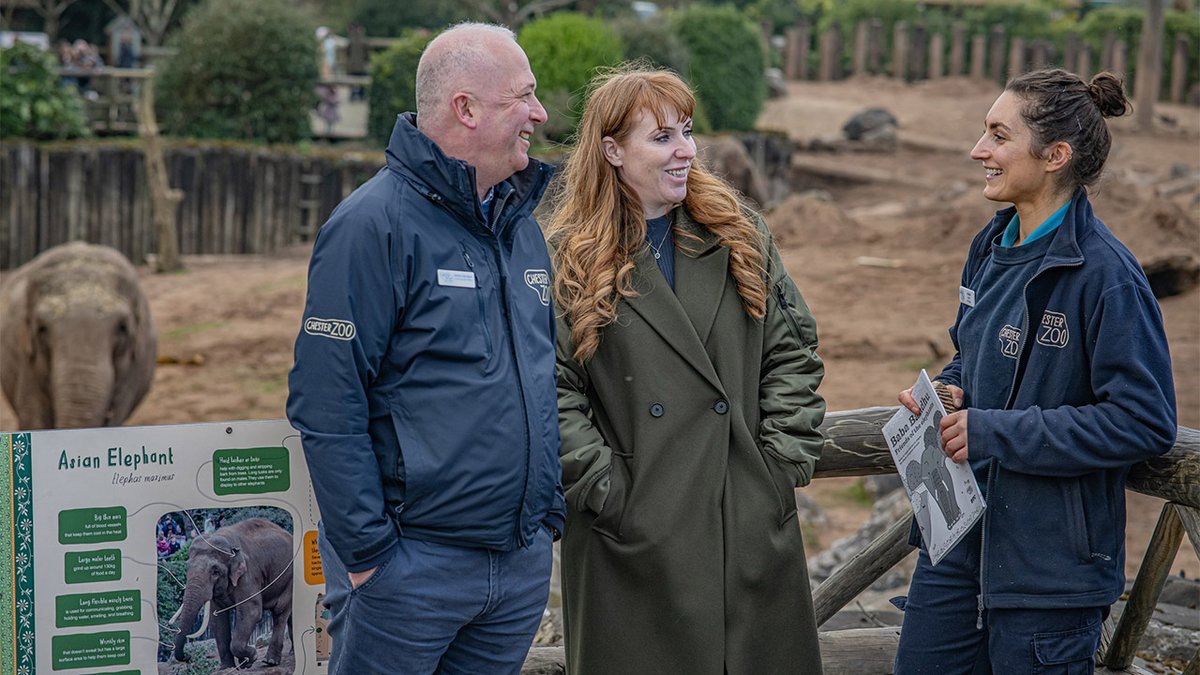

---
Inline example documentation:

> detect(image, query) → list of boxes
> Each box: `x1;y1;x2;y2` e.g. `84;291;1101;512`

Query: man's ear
1045;141;1072;174
601;136;623;167
452;92;478;129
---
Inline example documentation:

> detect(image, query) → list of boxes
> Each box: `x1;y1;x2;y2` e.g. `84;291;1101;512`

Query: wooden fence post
1170;35;1190;103
950;22;965;76
868;19;883;74
1135;0;1166;130
929;31;945;79
1008;36;1025;80
785;20;810;81
893;21;909;81
1112;39;1128;84
854;21;870;76
819;21;840;81
1065;33;1079;74
137;76;183;272
910;24;927;81
1102;31;1116;72
989;25;1006;83
1076;43;1092;82
970;32;986;79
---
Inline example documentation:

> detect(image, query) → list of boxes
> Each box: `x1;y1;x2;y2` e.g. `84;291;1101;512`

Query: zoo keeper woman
546;66;826;675
893;69;1177;674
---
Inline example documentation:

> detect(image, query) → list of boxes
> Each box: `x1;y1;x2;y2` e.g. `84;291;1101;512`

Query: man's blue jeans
317;522;553;675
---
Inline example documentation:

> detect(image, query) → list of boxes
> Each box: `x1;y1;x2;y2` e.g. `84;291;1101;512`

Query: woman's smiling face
969;90;1057;209
602;105;696;219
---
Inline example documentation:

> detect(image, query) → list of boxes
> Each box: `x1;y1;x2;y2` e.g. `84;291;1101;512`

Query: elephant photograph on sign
156;507;295;673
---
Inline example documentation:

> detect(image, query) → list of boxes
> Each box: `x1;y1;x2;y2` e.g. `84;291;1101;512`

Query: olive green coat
556;208;826;675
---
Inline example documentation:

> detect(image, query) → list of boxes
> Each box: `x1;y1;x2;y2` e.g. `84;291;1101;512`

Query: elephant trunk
172;580;213;662
51;358;114;428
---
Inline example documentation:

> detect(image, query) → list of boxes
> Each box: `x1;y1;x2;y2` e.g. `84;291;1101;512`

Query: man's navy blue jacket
288;114;565;573
933;187;1176;608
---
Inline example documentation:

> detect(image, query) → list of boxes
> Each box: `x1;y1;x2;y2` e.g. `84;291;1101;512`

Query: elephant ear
229;547;248;588
106;268;157;425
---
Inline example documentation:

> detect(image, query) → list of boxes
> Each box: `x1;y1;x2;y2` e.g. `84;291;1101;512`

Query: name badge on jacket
438;269;476;288
959;286;976;307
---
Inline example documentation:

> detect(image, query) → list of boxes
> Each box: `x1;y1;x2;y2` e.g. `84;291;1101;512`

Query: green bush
674;4;767;132
155;0;318;143
1078;7;1199;96
366;30;432;147
610;15;690;76
0;42;89;140
519;12;624;142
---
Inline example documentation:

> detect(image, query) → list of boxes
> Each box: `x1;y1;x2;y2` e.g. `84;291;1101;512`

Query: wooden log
1176;504;1200;562
949;23;965;76
892;22;908;81
928;31;944;80
853;21;869;76
519;628;904;674
1065;33;1079;74
1008;36;1026;80
988;25;1006;84
1134;0;1165;130
1101;503;1184;669
909;24;926;81
819;22;840;81
1077;43;1093;82
1112;38;1128;84
1102;31;1117;72
784;21;809;81
816;409;1200;508
867;19;883;74
1170;35;1189;103
813;511;916;626
970;33;986;80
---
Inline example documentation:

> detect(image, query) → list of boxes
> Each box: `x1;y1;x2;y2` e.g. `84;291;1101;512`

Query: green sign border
5;433;34;675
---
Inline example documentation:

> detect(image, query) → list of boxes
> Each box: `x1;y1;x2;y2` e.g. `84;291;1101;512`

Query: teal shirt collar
1001;200;1070;247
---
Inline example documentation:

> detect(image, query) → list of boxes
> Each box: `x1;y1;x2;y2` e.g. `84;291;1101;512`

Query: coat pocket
1063;480;1091;564
763;452;800;527
1032;618;1101;674
591;451;632;542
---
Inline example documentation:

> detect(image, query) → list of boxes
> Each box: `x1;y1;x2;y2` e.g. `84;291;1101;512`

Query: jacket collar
977;187;1092;272
384;112;554;229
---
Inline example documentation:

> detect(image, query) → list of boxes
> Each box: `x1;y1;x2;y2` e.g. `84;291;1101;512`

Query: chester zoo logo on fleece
525;269;550;306
304;316;356;341
1037;310;1069;348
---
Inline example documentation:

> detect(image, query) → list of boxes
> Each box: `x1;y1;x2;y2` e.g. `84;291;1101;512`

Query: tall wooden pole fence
0;142;382;271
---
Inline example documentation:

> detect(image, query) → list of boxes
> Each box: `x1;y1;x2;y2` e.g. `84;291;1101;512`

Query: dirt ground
2;77;1197;579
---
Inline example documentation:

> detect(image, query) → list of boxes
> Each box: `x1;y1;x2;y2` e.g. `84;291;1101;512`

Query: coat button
649;403;665;418
712;399;729;415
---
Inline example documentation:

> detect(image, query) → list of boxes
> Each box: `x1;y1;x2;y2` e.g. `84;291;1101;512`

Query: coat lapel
622;209;726;393
674;212;728;346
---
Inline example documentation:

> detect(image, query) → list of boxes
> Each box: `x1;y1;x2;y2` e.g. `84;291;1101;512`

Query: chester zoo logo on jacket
525;269;550;306
997;324;1021;358
1037;310;1070;348
304;316;356;341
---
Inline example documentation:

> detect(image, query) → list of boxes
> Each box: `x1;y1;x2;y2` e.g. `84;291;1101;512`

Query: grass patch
163;321;225;340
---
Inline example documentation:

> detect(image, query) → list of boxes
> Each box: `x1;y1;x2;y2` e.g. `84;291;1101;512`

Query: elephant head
171;533;248;662
0;242;156;429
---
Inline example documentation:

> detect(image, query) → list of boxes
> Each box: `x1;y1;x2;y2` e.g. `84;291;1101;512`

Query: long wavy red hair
546;66;767;362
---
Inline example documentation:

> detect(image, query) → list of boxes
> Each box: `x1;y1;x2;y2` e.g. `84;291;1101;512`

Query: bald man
287;23;563;674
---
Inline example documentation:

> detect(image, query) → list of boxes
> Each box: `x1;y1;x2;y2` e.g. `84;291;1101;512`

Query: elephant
695;134;770;207
0;242;156;429
170;517;294;668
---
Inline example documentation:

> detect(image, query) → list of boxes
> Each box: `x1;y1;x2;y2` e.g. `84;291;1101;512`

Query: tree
100;0;188;46
30;0;79;43
459;0;575;29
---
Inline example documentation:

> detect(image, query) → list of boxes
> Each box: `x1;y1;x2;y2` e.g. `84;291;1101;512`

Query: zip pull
976;593;984;630
460;243;475;269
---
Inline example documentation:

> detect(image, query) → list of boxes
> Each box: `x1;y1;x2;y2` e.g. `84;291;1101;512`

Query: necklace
646;223;672;260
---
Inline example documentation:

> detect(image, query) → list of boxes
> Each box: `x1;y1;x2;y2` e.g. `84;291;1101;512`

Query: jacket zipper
461;243;494;364
775;283;805;341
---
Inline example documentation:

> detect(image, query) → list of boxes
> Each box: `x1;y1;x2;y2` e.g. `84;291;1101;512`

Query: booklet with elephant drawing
0;419;330;674
883;370;986;565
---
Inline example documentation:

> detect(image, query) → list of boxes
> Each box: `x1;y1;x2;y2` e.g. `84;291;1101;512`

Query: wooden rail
520;409;1200;673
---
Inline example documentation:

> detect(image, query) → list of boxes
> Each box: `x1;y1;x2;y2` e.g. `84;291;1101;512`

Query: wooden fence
522;409;1200;674
0;142;382;270
778;20;1197;103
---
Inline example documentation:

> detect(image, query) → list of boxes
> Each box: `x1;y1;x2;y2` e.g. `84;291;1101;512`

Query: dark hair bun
1088;72;1132;118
